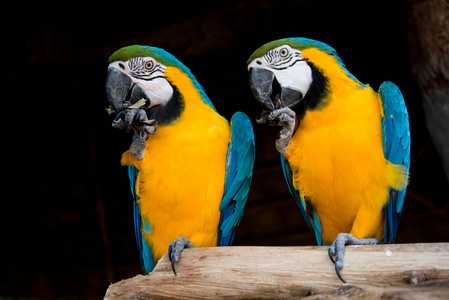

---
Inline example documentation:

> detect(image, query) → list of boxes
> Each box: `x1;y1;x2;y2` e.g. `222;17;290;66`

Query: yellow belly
286;86;406;244
122;98;230;262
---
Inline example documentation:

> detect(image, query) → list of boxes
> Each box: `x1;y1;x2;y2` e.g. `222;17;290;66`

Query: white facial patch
272;61;312;97
135;78;173;106
108;58;174;107
248;45;313;97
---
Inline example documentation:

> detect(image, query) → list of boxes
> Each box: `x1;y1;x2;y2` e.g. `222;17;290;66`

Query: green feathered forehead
247;37;337;64
108;45;181;67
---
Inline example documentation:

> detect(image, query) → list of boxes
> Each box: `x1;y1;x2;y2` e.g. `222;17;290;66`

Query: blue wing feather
128;164;155;274
280;155;325;245
218;112;255;246
379;81;411;243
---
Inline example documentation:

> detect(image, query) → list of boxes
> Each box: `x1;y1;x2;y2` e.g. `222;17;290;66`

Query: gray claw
328;233;380;283
112;111;127;130
335;263;346;283
328;247;335;264
168;243;176;276
124;108;139;130
168;237;195;276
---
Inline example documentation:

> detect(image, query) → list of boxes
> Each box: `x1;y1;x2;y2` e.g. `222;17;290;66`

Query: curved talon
112;110;127;130
171;259;177;276
139;127;148;140
335;264;346;283
115;110;126;119
328;233;380;283
170;255;178;276
132;109;146;127
167;237;195;276
124;109;139;131
168;243;173;258
168;244;178;276
328;248;335;264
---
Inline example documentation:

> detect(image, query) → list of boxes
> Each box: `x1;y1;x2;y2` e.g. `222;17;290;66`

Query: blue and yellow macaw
105;45;255;274
247;38;410;282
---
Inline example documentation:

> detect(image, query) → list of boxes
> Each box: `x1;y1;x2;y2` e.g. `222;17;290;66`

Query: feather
380;81;411;243
280;155;326;245
218;112;255;246
128;164;155;274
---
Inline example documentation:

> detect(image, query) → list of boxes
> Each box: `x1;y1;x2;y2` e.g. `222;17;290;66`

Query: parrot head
106;45;177;113
106;45;215;125
247;37;354;111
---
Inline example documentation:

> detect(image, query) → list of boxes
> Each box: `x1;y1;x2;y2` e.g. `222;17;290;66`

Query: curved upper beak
105;68;148;113
249;68;276;110
249;68;304;111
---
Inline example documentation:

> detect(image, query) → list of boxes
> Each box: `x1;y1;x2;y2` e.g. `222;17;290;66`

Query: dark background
4;1;449;299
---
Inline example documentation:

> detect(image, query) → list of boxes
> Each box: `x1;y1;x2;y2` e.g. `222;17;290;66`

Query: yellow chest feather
285;79;403;243
121;67;231;261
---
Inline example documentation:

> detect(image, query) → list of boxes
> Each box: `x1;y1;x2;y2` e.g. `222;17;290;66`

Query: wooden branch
104;243;449;299
305;280;449;299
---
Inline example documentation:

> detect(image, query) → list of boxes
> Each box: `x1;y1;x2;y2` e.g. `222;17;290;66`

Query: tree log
104;243;449;299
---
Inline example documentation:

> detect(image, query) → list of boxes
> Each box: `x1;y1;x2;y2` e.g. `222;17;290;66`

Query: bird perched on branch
247;37;410;282
105;45;255;274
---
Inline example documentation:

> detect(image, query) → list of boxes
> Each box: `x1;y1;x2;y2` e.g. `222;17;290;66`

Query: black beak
105;68;149;113
249;68;276;110
249;68;303;111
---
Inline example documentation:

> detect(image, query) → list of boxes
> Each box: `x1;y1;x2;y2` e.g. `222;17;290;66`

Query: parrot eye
145;60;154;70
280;48;289;57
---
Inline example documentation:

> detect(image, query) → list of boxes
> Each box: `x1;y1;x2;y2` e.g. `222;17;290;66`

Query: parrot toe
263;107;296;153
328;233;379;283
256;111;270;124
112;107;157;160
168;237;195;276
142;120;158;135
328;247;336;264
130;133;147;160
255;108;297;153
111;110;127;130
335;262;346;283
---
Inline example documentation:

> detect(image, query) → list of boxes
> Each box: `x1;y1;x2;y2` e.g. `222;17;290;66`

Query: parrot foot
256;107;296;154
112;108;157;160
328;233;379;283
112;108;157;133
168;237;195;276
112;108;142;131
130;131;147;160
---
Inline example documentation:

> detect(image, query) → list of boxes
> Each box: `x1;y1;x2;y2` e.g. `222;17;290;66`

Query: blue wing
280;155;324;246
128;164;155;274
379;81;411;244
218;112;255;246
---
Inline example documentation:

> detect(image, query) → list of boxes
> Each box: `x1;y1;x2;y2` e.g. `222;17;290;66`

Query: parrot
247;37;410;283
105;45;255;275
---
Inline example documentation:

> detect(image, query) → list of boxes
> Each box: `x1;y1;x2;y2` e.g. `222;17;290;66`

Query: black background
4;1;449;299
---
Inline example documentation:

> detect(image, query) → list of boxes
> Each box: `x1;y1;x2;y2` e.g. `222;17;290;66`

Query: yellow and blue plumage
106;45;255;274
247;38;410;282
